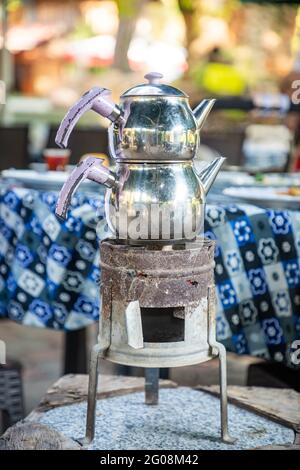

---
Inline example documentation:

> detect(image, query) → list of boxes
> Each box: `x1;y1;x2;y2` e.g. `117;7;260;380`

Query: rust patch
99;238;215;308
187;280;199;287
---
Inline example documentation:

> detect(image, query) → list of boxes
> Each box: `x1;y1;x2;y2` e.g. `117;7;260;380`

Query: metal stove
80;238;234;445
54;72;235;447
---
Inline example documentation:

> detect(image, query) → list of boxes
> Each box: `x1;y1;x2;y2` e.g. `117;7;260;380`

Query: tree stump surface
0;422;81;450
196;385;300;432
1;374;299;450
196;384;300;450
33;373;177;414
0;374;176;450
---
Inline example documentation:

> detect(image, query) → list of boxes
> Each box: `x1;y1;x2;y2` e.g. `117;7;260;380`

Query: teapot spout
197;156;226;195
193;99;216;130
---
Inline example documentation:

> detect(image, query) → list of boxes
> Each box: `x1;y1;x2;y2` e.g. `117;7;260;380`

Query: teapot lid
121;72;187;98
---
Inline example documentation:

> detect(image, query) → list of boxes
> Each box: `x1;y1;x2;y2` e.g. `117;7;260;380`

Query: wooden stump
0;422;81;450
196;385;300;449
0;374;176;450
1;374;298;450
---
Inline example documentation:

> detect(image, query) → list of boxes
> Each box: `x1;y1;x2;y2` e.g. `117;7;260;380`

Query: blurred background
1;0;300;431
1;0;300;168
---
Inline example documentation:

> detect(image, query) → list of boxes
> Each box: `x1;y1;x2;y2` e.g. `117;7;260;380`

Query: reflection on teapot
55;72;225;243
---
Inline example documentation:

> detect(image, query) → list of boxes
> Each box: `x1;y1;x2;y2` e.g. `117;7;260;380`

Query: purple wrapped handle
55;87;121;148
55;156;116;220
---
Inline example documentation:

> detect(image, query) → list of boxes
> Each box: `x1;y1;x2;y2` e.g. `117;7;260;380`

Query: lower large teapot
55;156;225;243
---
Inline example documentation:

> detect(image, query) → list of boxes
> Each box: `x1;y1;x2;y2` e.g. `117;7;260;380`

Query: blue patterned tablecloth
0;186;300;366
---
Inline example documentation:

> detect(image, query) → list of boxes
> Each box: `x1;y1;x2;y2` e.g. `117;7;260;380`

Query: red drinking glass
43;149;70;171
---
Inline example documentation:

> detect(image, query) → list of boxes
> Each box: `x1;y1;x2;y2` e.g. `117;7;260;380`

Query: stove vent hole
141;307;185;343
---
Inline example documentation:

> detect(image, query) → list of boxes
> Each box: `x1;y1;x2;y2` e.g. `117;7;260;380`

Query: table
0;374;299;450
0;186;300;367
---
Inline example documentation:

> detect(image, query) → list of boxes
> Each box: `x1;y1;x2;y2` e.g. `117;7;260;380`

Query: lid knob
144;72;163;85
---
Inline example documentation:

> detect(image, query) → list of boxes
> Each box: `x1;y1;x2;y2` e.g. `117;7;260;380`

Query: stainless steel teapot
55;72;225;243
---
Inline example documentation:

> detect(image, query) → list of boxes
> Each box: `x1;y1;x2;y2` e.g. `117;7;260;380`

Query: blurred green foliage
178;0;196;13
115;0;141;18
69;20;94;40
7;0;23;13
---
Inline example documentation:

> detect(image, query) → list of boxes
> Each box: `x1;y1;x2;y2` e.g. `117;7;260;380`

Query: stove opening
141;307;184;343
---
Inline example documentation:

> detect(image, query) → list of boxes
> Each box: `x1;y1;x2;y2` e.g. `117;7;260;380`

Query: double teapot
55;72;224;243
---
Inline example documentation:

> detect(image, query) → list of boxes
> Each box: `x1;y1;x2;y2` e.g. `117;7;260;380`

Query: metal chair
0;125;29;170
0;360;24;434
201;128;246;167
46;126;108;165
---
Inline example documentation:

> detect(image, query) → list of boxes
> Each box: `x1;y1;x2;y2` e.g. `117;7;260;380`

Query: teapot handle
55;87;122;149
55;156;116;220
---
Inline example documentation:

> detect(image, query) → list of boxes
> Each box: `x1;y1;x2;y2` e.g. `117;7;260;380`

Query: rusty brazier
81;238;235;446
54;72;234;447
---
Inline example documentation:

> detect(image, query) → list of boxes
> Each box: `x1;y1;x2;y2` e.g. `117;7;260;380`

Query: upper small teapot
56;72;215;162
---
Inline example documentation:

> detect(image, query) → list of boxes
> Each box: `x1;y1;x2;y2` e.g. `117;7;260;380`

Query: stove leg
145;367;159;405
215;341;236;444
77;344;105;447
207;287;236;444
